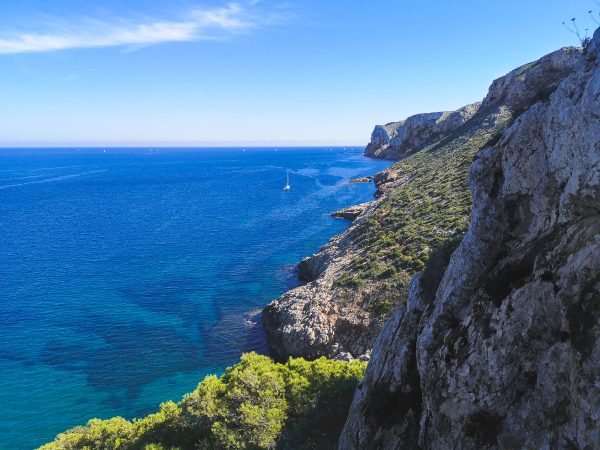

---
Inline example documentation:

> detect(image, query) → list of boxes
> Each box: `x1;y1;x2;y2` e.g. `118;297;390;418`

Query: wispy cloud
0;2;285;54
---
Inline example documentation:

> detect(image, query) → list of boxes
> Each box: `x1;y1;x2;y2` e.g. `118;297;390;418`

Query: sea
0;147;390;449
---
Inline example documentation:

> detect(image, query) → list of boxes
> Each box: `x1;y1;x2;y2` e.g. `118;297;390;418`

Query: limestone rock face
263;206;384;360
296;202;373;284
331;202;372;221
364;103;480;160
340;39;599;449
480;46;583;111
263;45;584;368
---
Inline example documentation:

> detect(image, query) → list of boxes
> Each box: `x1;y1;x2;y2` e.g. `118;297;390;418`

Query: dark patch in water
40;315;203;398
119;276;205;322
279;263;304;290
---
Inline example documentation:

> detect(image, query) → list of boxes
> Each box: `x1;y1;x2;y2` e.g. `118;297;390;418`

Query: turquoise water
0;147;389;449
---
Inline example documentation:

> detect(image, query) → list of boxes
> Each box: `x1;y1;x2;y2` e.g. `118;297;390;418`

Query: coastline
261;172;388;361
262;171;390;360
261;45;585;363
37;24;600;450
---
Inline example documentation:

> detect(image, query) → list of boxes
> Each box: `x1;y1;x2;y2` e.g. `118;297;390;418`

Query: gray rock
364;103;481;160
349;176;373;183
263;202;387;359
334;352;354;362
480;46;583;112
331;202;373;221
358;351;372;362
297;256;326;283
340;38;599;449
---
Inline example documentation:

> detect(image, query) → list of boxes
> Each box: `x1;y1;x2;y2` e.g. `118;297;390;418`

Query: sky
0;0;597;147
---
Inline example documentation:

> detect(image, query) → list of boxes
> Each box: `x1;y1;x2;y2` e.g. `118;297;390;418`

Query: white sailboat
283;170;291;190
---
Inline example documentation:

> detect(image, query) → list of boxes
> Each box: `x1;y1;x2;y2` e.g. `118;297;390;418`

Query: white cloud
0;2;279;54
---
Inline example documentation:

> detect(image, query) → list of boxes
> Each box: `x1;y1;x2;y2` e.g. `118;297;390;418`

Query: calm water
0;147;389;449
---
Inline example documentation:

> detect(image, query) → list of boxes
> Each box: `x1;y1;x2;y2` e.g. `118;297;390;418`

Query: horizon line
0;144;366;149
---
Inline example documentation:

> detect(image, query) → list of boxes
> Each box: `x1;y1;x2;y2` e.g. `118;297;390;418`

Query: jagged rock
372;170;401;198
331;202;372;221
334;352;354;362
297;256;326;283
263;207;386;359
340;37;598;449
364;103;480;160
365;122;399;156
480;46;583;112
363;45;580;164
341;276;427;448
358;351;371;362
349;176;373;183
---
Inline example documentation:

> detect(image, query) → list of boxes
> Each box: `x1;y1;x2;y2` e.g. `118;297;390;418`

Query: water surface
0;147;390;449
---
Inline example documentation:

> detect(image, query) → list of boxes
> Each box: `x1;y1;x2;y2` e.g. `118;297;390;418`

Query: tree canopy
41;353;366;450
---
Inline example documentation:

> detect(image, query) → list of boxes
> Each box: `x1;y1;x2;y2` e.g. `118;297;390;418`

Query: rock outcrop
263;46;583;366
331;202;372;221
263;207;384;360
340;36;598;449
364;103;481;160
349;176;373;183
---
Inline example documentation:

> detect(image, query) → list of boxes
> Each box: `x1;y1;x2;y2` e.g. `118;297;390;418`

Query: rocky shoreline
262;30;600;448
262;38;589;359
41;28;600;450
330;202;373;221
263;45;583;363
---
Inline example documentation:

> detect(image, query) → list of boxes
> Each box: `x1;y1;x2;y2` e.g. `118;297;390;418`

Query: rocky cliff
364;103;481;160
340;34;599;449
263;45;582;367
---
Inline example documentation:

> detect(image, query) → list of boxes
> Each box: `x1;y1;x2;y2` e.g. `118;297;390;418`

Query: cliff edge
364;103;481;160
340;33;599;449
263;45;582;365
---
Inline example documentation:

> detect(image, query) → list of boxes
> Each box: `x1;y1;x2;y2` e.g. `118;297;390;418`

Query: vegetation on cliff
41;353;365;450
334;108;512;318
263;46;582;363
341;35;599;447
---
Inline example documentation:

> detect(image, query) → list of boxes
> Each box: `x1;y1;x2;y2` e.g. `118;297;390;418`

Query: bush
40;353;366;450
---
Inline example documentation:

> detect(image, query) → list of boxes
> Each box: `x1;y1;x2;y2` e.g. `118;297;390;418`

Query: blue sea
0;147;389;449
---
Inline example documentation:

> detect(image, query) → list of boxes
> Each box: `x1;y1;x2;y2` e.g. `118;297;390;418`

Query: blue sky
0;0;596;146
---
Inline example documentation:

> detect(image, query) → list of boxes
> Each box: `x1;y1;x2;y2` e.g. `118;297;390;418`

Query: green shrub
333;272;365;288
368;299;394;316
40;353;366;450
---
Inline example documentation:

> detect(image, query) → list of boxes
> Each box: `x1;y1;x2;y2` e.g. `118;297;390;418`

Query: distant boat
283;171;291;190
